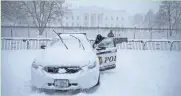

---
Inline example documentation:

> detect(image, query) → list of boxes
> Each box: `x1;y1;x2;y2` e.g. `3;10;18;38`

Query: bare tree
143;9;155;28
171;2;181;30
155;8;167;29
156;1;181;36
20;0;68;35
1;1;27;25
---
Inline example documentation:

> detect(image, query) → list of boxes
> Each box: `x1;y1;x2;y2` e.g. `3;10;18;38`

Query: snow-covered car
31;33;100;90
94;37;117;71
31;33;117;91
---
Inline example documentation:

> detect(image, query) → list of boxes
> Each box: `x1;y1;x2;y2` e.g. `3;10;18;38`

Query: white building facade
62;7;131;27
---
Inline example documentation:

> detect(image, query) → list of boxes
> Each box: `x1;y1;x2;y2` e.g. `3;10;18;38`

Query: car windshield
48;34;92;50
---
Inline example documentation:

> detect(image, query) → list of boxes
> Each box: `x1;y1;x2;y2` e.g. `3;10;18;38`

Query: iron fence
170;41;181;51
143;41;171;51
2;25;181;40
1;38;181;51
117;40;144;50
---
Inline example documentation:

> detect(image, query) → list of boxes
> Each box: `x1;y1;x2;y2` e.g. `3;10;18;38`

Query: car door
95;38;117;71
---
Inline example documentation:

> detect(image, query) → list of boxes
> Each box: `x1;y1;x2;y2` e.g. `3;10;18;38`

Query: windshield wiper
53;30;68;49
70;35;85;50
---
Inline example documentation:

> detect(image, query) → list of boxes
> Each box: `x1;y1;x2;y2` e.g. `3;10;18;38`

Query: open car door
95;38;117;71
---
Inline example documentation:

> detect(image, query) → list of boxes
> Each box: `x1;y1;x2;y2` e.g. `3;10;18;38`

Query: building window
77;16;79;20
111;16;113;20
72;16;74;20
66;17;68;20
116;17;119;20
85;16;88;20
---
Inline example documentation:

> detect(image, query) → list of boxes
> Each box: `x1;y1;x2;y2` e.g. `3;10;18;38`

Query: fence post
10;25;13;37
170;41;174;51
167;29;168;39
62;26;64;33
150;27;152;40
134;27;136;39
143;41;147;50
80;26;82;33
45;30;47;38
27;40;30;50
28;25;30;37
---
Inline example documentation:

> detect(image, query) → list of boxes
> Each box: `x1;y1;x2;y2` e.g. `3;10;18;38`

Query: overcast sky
66;0;161;15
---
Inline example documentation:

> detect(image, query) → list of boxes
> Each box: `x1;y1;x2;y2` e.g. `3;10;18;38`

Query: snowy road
2;50;181;96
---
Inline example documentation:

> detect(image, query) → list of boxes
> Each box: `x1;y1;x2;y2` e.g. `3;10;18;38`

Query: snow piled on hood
34;34;97;67
35;46;97;67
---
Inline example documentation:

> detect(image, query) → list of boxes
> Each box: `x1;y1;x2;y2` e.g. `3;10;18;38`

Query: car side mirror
40;45;46;49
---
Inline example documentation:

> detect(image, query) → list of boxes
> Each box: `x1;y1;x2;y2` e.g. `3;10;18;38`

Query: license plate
54;79;69;88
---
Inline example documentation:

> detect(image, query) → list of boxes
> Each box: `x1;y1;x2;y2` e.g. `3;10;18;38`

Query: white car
31;33;117;91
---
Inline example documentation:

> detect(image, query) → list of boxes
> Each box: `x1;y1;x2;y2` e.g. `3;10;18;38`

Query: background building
62;6;131;27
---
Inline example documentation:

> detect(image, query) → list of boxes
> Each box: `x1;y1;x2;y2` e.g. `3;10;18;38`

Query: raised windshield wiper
70;35;85;50
53;30;68;49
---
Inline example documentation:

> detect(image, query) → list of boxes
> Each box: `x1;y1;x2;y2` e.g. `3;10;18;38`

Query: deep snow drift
2;50;181;96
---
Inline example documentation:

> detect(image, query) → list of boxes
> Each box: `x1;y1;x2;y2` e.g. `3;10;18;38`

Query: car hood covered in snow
35;46;97;67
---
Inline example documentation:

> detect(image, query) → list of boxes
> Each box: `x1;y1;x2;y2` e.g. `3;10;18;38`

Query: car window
98;38;114;48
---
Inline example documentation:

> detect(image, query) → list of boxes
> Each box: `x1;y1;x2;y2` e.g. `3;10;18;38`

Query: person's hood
34;46;97;67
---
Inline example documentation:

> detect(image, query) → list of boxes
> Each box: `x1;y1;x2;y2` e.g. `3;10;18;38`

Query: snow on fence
143;41;171;51
170;41;181;51
1;38;52;50
117;41;144;50
1;38;181;51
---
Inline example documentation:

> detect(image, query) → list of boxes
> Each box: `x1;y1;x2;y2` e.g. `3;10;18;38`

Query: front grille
44;66;81;74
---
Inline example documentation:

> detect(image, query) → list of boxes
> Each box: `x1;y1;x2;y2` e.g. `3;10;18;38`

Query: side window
98;38;114;48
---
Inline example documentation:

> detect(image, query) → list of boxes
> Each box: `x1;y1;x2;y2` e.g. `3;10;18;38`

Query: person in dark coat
93;34;105;48
107;30;114;37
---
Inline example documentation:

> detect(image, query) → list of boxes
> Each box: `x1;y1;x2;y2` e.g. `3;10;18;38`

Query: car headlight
88;61;97;69
98;57;103;65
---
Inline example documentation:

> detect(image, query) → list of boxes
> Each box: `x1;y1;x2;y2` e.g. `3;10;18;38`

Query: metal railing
143;41;171;50
170;41;181;51
117;40;144;50
1;38;181;51
1;38;51;50
2;25;181;40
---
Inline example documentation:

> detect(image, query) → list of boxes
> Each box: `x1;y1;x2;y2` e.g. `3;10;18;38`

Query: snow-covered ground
2;50;181;96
